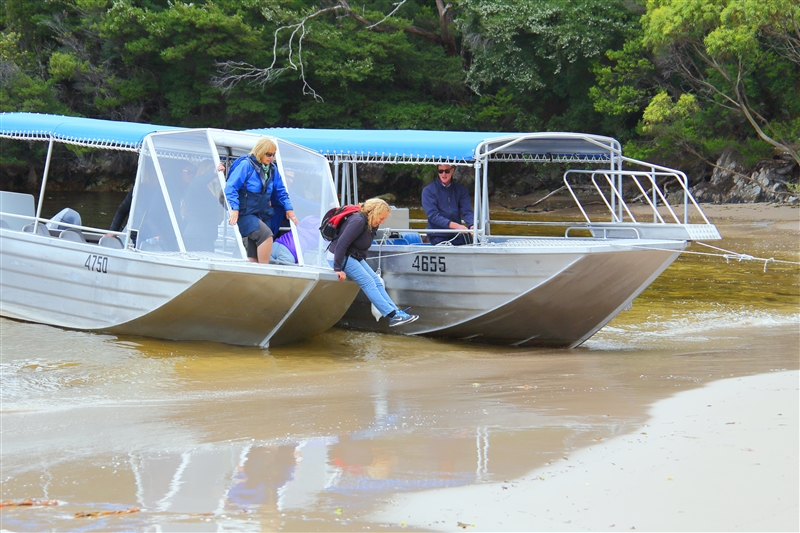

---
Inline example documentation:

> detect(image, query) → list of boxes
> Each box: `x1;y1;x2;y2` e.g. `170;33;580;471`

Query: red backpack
319;205;362;241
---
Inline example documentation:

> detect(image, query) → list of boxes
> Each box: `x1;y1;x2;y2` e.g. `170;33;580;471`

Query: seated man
421;164;474;245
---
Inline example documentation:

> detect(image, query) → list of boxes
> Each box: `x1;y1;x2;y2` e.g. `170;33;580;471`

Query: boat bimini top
1;113;340;266
246;127;721;242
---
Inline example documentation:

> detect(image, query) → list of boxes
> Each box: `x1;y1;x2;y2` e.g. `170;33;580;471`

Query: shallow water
1;198;798;531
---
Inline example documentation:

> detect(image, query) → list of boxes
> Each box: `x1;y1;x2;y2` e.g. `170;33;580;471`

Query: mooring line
608;241;799;273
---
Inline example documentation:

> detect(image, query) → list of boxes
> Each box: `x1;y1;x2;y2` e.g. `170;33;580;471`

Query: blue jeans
271;242;296;263
329;258;399;317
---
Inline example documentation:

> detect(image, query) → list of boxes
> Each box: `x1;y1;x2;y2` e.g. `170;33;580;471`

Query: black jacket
110;188;133;232
330;212;374;271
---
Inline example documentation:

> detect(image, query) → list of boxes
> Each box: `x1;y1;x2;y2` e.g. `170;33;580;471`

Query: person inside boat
107;159;175;249
182;159;225;252
108;188;133;235
224;138;298;263
421;164;474;246
271;168;323;238
328;198;419;327
269;215;321;264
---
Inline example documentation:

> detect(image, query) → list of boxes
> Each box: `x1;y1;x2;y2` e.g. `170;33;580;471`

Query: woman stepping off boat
328;199;418;327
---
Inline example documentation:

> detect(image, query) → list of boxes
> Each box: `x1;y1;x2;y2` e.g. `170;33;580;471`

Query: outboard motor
47;208;82;231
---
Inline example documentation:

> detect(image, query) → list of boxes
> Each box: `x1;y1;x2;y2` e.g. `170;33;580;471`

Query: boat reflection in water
129;406;492;522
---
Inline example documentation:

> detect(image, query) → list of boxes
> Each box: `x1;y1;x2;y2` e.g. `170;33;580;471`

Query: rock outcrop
692;150;799;205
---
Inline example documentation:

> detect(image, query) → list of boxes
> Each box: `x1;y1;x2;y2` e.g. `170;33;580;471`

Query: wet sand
371;370;799;531
1;202;798;532
373;202;800;532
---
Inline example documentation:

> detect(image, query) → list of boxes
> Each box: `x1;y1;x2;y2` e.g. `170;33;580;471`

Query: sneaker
389;310;419;327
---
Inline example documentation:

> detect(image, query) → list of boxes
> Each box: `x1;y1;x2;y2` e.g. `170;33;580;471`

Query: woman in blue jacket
224;138;298;263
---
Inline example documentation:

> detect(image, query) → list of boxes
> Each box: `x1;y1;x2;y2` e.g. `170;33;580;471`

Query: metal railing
563;164;712;226
0;211;127;241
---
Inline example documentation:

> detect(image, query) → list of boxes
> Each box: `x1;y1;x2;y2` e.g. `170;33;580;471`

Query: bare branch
0;61;17;85
434;0;457;56
763;11;800;65
404;25;444;43
213;0;417;101
211;5;344;101
367;0;408;29
732;66;800;165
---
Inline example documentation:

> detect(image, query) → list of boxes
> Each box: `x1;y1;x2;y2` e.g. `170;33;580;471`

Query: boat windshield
276;140;338;267
130;130;236;256
129;130;337;264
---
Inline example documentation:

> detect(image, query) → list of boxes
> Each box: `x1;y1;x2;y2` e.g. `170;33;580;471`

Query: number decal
411;255;446;273
84;254;109;274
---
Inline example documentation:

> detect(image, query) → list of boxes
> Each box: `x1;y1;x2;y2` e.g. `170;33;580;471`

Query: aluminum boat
0;113;358;346
246;128;722;347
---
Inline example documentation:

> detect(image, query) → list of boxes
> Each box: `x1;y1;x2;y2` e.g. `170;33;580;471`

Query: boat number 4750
84;254;109;273
411;255;446;273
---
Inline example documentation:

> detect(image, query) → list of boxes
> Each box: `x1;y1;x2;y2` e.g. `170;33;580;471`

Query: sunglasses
264;152;276;158
437;168;453;174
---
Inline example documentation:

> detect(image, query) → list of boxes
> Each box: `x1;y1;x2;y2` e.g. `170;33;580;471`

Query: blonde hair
251;137;277;161
361;198;390;227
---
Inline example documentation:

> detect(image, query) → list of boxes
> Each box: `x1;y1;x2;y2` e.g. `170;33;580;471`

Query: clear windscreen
130;130;241;257
277;140;339;267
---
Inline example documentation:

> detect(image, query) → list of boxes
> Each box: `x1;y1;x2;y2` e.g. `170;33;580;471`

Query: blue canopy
0;113;618;162
247;127;618;164
0;113;181;151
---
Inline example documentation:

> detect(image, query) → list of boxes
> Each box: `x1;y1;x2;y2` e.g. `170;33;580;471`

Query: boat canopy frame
246;127;719;243
0;113;341;263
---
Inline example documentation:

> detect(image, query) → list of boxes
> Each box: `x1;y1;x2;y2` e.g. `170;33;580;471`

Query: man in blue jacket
224;138;298;263
421;164;474;245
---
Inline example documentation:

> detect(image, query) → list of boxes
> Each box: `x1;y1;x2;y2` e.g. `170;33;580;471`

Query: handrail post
333;154;340;204
473;157;481;245
651;168;657;223
352;162;359;205
33;137;55;233
482;153;489;242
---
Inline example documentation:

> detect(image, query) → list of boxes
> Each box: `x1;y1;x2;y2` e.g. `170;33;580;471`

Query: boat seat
400;232;423;244
48;207;82;231
388;238;409;245
99;235;124;249
22;223;50;236
59;228;86;242
0;191;35;231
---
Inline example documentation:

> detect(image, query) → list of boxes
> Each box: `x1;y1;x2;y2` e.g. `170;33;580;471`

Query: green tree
641;0;800;165
455;0;638;132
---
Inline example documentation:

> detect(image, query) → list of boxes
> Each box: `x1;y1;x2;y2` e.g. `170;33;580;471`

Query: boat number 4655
411;255;446;273
84;254;109;273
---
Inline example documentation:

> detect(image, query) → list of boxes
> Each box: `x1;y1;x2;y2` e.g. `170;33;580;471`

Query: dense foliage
1;0;798;189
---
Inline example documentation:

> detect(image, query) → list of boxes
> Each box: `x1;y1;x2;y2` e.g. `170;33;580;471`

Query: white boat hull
1;230;358;346
337;238;684;347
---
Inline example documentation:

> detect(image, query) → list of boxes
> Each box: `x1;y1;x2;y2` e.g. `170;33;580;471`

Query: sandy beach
370;203;800;532
370;370;800;532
